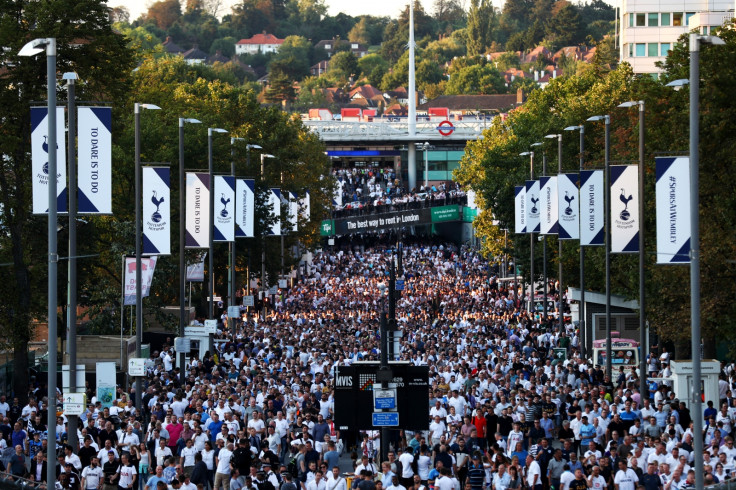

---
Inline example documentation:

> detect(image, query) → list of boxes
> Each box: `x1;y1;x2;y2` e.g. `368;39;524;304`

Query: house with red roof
235;32;285;56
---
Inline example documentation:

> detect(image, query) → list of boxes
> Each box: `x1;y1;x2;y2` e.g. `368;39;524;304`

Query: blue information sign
372;412;399;427
395;280;404;291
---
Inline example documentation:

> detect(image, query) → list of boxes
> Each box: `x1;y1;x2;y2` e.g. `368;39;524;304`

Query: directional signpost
373;388;397;410
63;393;86;416
243;295;254;307
372;412;399;426
553;348;567;362
128;358;146;377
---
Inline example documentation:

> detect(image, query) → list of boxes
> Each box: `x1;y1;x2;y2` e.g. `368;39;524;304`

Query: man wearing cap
262;462;280;489
466;456;484;490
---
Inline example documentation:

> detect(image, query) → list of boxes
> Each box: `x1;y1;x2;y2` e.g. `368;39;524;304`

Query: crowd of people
1;240;736;490
332;167;467;218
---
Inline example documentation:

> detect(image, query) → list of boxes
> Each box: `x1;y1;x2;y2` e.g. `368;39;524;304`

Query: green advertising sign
320;220;334;236
462;207;478;222
431;205;460;223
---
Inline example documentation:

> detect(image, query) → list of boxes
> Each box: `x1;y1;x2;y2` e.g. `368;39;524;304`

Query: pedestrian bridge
302;118;491;142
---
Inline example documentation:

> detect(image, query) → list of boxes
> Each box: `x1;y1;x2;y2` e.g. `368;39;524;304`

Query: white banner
186;252;207;282
610;165;639;253
142;167;170;255
31;107;67;214
77;107;112;214
288;191;298;232
123;256;158;305
557;173;579;240
514;185;526;234
656;157;691;264
580;170;604;246
299;190;311;222
235;179;255;238
270;188;281;235
333;180;343;207
525;180;540;233
540;176;558;235
186;172;210;248
466;189;477;209
214;175;235;242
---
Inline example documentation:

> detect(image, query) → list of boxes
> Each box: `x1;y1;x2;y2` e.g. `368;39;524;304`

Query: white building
234;32;284;56
620;0;734;75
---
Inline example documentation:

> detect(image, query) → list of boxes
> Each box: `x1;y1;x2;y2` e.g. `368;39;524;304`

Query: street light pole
64;71;79;450
564;124;585;356
587;114;611;375
134;102;160;410
230;138;245;315
19;37;58;486
260;153;275;320
683;33;723;490
618;99;647;401
179;117;200;385
542;153;548;321
208;127;228;324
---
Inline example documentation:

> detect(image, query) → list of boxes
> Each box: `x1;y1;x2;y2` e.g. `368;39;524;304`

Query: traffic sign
184;325;214;336
373;389;397;410
395;280;404;291
227;306;240;318
553;348;567;361
372;412;399;427
63;393;86;415
278;279;287;289
174;337;191;353
268;286;278;295
203;320;217;333
243;295;254;306
128;358;146;377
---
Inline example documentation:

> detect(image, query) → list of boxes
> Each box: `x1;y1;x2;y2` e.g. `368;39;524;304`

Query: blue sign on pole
374;389;396;410
395;280;404;291
372;412;399;427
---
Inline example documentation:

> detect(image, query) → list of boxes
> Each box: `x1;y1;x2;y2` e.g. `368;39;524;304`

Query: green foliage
0;0;137;403
424;36;466;64
269;35;312;81
456;25;736;359
445;63;507;94
466;0;498;56
328;51;360;82
380;1;435;64
432;0;467;35
495;52;521;71
359;54;390;87
348;16;391;46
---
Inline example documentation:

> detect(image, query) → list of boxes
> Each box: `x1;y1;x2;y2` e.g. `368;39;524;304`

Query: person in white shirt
613;460;639;490
395;447;412;482
180;439;198;474
213;442;233;490
587;466;607;490
326;467;347;490
155;440;173;468
434;468;454;490
526;455;541;489
81;457;104;490
559;467;575;490
306;470;327;490
386;475;406;490
429;417;446;446
116;454;138;490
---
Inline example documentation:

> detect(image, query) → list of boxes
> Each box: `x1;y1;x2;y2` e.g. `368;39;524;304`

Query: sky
111;0;437;24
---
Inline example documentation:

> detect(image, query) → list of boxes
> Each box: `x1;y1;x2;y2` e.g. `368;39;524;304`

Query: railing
333;194;467;219
303;119;490;141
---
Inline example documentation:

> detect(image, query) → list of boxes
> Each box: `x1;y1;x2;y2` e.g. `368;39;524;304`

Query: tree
433;0;466;35
0;0;136;404
348;16;391;46
358;54;390;87
269;35;312;81
546;2;582;48
328;51;360;81
145;0;183;29
466;0;497;56
265;70;297;102
380;1;435;64
445;63;506;94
